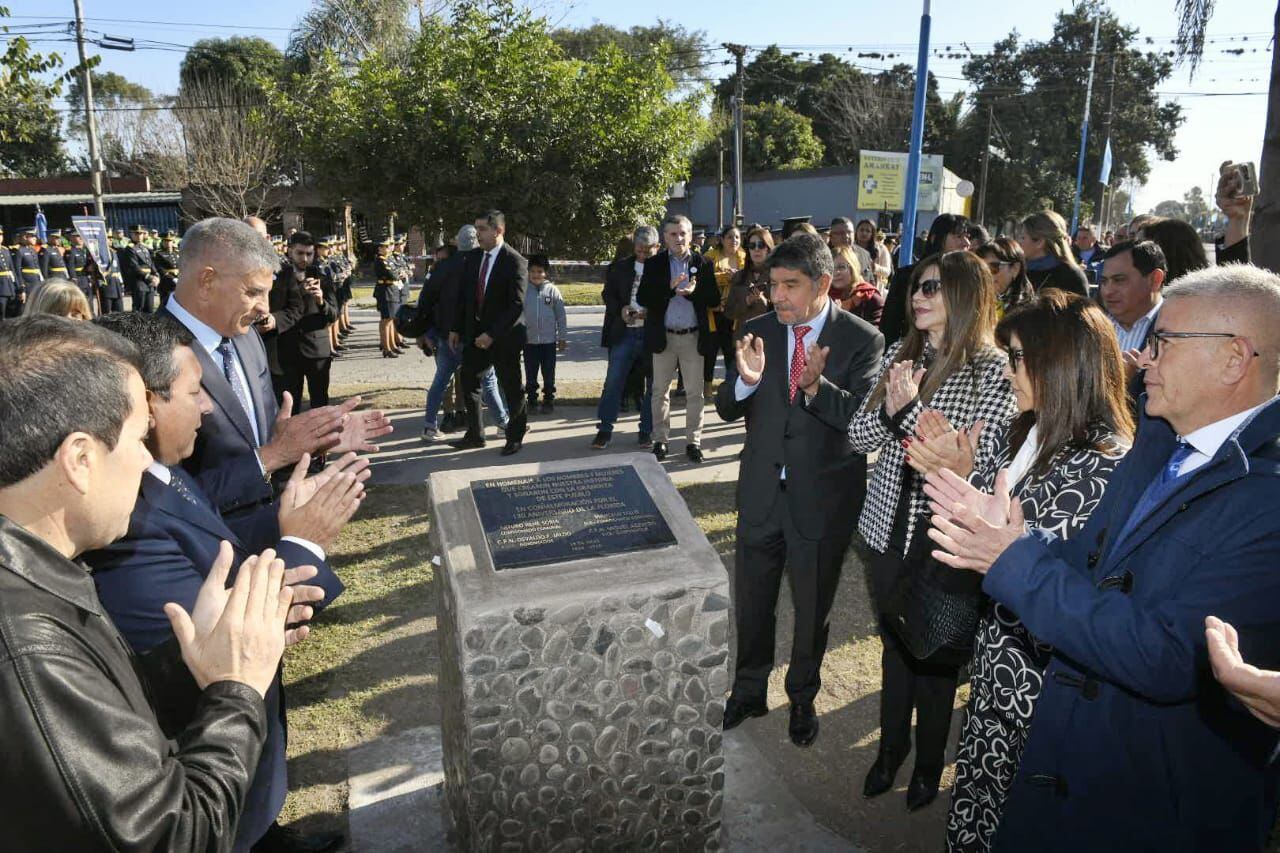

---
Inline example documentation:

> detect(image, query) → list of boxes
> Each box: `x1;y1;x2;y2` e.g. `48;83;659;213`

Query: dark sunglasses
912;278;942;298
746;240;769;250
986;260;1013;274
1007;346;1025;371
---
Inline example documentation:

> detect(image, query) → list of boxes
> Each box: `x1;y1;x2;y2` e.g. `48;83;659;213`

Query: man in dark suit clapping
449;209;529;456
715;232;884;747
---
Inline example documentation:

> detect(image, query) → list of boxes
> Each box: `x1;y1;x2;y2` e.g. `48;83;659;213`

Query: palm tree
1175;0;1279;273
287;0;418;69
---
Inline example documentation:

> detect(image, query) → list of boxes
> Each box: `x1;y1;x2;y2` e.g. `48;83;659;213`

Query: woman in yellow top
703;224;745;398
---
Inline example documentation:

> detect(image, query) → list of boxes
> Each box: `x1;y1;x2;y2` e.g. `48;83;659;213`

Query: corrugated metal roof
0;191;182;205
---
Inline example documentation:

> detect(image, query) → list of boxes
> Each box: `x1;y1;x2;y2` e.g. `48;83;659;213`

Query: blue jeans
596;327;652;435
523;343;558;402
423;330;507;429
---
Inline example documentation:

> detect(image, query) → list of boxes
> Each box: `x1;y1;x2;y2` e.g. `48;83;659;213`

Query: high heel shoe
863;751;905;799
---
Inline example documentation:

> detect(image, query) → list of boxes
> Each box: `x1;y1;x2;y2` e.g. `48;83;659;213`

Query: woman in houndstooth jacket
928;291;1133;853
849;250;1017;812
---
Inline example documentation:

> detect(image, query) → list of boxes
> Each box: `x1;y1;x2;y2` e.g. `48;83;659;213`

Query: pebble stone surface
430;454;730;852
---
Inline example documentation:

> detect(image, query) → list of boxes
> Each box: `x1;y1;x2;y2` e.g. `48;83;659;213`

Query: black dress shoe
906;768;940;812
252;821;344;853
448;435;486;450
686;444;704;464
788;701;819;747
652;441;668;460
862;751;904;799
722;695;768;731
500;440;523;456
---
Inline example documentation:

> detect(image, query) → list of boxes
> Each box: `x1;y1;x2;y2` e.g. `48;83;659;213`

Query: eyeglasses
986;261;1013;274
747;241;769;250
1146;330;1260;360
912;278;942;298
1007;346;1025;371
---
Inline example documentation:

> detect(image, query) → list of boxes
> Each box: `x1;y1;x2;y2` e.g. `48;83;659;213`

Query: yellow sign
857;151;944;211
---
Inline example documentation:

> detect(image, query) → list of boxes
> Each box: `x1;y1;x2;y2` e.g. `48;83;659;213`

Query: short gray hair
633;225;659;246
456;224;478;252
180;217;279;277
661;214;692;234
1165;263;1280;371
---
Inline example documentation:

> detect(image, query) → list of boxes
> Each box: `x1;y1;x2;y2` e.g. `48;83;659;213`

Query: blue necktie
168;466;210;512
1114;440;1195;553
215;337;258;446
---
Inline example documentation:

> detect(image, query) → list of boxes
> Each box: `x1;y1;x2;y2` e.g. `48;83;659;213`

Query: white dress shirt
1176;402;1269;478
1110;298;1162;354
166;296;261;446
146;462;325;560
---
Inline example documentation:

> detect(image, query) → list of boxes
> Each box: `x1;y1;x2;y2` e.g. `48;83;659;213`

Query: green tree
0;5;68;176
1153;199;1188;220
179;36;285;96
950;3;1183;225
66;71;155;132
286;0;413;71
1182;185;1210;228
691;102;824;175
551;20;707;87
270;1;703;257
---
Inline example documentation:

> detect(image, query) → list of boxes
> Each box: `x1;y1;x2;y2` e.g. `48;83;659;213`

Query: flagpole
1071;16;1101;235
898;0;932;266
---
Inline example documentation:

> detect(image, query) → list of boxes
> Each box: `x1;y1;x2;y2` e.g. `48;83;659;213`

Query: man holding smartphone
592;225;659;449
276;232;337;414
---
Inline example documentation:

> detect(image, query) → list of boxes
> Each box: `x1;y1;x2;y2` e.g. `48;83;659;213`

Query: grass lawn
278;479;737;837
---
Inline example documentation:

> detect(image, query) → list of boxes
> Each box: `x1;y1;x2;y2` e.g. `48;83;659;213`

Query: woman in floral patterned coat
910;290;1134;852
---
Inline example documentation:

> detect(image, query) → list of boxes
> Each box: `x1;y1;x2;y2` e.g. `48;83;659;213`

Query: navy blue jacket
162;305;280;545
85;467;344;851
987;396;1280;852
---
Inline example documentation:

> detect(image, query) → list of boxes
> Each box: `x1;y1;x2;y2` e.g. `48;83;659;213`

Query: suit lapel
232;331;275;441
768;315;792;407
141;472;242;549
191;338;258;447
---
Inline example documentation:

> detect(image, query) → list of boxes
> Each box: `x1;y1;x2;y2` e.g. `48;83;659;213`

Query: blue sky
6;0;1270;213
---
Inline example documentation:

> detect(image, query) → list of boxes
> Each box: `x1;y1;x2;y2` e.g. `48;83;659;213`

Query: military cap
163;229;177;238
130;224;147;232
380;236;394;246
17;227;36;236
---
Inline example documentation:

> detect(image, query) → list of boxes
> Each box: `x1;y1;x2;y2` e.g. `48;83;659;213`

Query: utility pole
1070;16;1101;235
716;141;725;232
724;43;747;226
1096;52;1118;231
73;0;105;218
976;99;994;227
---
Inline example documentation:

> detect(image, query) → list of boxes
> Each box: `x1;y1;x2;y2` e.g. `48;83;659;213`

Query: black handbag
880;531;984;663
395;301;431;338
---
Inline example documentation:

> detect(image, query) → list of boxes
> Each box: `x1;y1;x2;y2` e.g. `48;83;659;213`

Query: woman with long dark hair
1139;216;1210;283
1016;211;1088;296
920;291;1133;852
976;238;1034;319
724;224;774;329
849;250;1016;812
880;214;974;347
856;218;893;289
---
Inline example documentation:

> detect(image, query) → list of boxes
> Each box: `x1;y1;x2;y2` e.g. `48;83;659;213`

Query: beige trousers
650;331;704;445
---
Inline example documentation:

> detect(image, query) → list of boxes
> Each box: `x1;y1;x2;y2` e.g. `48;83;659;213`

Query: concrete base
348;726;860;853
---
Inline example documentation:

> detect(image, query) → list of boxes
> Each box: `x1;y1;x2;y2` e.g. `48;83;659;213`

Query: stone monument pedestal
428;454;730;852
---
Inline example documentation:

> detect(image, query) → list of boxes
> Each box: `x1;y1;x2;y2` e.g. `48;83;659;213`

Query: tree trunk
1252;1;1280;273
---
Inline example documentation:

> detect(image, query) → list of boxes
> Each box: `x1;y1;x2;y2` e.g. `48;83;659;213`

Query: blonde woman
1017;210;1089;296
27;281;93;320
704;225;745;396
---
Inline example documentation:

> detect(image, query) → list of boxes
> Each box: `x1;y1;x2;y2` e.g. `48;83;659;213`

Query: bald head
242;216;269;240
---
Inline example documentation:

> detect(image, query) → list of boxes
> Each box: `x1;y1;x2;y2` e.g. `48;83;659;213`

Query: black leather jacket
0;516;268;851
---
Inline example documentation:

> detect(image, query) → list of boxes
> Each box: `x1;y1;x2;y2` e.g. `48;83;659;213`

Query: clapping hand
278;452;369;549
1122;348;1143;382
925;467;1024;574
905;411;984;478
884;360;925;417
330;399;394;455
735;334;766;386
796;343;829;397
1206;616;1280;729
164;544;294;699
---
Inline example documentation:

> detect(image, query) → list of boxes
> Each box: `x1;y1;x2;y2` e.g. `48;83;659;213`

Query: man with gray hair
925;263;1280;850
417;224;508;442
591;224;660;449
638;214;721;463
163;218;392;542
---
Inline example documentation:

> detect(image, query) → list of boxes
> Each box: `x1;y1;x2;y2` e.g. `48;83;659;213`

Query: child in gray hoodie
522;254;568;412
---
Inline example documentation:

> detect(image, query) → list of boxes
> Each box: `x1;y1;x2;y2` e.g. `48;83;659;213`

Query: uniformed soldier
392;235;411;350
39;230;69;280
118;224;159;312
64;231;93;315
154;230;181;307
14;227;44;309
0;225;15;319
335;236;355;340
374;237;404;358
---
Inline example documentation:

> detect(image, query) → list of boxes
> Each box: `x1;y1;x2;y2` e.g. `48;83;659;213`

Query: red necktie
476;253;491;310
789;325;812;402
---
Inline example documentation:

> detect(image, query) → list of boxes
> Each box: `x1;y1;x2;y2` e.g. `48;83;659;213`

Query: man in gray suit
715;232;884;747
